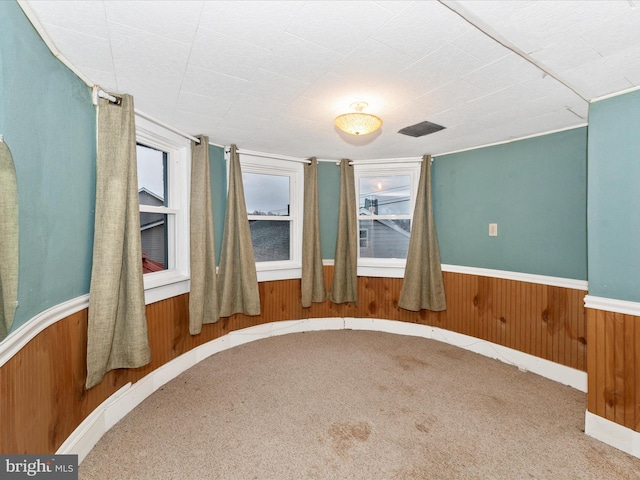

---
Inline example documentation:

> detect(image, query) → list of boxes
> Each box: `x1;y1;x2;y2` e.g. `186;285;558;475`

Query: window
244;172;291;262
137;144;169;273
136;116;190;303
354;163;420;277
231;152;303;281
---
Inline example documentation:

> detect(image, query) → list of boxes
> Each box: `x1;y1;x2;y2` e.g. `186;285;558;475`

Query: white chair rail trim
584;295;640;317
0;294;90;368
323;260;588;289
56;317;587;464
441;264;588;290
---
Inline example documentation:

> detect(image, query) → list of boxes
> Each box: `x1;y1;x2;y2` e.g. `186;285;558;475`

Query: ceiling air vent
398;120;445;137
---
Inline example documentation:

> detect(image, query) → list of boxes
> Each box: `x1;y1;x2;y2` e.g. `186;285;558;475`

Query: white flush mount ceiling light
334;102;382;136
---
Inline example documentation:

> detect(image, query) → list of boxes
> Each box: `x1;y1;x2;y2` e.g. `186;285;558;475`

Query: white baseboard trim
584;295;640;317
55;383;130;462
58;317;587;464
585;411;640;459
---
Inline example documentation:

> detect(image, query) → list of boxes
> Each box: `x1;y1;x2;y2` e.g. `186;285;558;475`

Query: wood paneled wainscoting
0;268;587;455
586;307;640;433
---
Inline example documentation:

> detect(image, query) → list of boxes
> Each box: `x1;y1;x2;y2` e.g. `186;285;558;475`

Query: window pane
359;175;410;215
243;172;290;216
249;220;290;261
140;213;168;273
359;219;411;259
137;144;167;206
138;143;169;275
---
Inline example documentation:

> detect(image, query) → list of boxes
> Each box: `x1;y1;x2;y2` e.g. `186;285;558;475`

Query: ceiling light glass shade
334;102;382;136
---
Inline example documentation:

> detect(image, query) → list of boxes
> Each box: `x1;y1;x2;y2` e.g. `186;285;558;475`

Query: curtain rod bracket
93;86;122;106
91;87;201;144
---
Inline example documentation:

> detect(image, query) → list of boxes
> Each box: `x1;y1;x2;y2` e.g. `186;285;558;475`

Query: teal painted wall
318;161;340;260
432;127;588;280
0;2;96;331
587;89;640;302
209;145;226;263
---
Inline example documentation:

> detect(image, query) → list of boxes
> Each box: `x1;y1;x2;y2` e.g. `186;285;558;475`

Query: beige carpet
79;330;640;479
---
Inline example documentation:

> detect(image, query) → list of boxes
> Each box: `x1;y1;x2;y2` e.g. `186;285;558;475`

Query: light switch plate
489;223;498;236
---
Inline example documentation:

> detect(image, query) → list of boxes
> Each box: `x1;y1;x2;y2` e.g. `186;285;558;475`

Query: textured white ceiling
19;0;640;159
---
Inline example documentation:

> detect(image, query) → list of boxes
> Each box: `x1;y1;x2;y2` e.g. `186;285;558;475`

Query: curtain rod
337;157;426;166
135;110;202;145
226;147;312;164
94;87;208;146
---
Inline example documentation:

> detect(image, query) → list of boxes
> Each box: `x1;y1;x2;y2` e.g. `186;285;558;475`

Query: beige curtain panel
86;94;151;390
301;157;327;307
329;159;358;304
0;140;19;341
218;145;260;317
189;135;220;334
399;155;447;312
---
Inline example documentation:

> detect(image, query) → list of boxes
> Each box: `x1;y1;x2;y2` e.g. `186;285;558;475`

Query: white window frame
136;116;190;304
226;151;303;282
354;162;420;278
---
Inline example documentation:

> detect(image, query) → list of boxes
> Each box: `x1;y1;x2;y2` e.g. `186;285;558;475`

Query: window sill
256;266;302;282
143;274;190;305
357;263;406;278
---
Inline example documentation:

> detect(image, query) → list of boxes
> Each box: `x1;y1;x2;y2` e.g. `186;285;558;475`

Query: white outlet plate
489;223;498;236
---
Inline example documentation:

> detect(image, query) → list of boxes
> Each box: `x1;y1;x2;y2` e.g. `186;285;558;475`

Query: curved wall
0;268;588;455
0;1;96;332
208;130;589;278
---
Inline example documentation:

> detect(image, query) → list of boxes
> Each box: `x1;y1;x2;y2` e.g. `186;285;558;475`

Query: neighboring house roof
139;188;165;229
138;187;164;204
142;253;165;274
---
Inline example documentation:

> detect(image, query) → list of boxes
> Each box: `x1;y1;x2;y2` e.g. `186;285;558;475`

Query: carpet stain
392;466;432;480
415;421;430;434
436;348;465;361
414;414;437;435
393;355;430;371
328;421;372;458
401;384;418;396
